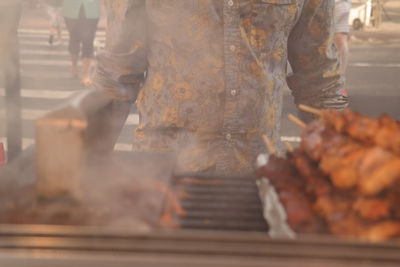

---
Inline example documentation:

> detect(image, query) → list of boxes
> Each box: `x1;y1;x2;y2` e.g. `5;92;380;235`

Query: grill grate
169;174;268;231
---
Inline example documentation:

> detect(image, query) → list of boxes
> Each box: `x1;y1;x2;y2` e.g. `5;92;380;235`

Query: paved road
1;28;400;152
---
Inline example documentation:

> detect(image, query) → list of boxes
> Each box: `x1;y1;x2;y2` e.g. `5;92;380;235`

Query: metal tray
0;224;400;267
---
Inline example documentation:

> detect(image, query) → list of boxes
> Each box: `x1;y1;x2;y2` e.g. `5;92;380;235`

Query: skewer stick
298;104;322;117
288;114;306;129
284;141;294;152
262;135;277;155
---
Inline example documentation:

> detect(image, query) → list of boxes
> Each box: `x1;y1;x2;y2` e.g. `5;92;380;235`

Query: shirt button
227;0;234;6
230;89;237;96
229;45;236;52
226;133;232;141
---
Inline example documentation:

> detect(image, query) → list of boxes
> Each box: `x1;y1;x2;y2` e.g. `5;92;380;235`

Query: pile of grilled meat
256;109;400;242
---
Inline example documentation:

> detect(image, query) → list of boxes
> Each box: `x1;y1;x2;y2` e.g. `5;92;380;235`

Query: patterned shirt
93;0;347;175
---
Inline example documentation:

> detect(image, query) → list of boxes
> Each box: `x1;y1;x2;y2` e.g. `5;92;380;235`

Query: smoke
81;150;174;229
0;147;175;230
0;2;179;230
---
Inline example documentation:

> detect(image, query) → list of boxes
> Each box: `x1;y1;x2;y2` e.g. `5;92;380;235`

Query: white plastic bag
256;153;296;239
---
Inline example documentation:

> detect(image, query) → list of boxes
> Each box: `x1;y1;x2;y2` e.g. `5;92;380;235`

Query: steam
0;147;174;230
0;2;177;229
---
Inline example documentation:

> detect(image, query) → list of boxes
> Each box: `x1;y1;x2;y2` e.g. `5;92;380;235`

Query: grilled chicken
256;108;400;242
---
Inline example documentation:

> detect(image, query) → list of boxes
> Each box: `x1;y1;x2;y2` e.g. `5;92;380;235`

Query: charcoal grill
2;151;400;266
169;173;268;231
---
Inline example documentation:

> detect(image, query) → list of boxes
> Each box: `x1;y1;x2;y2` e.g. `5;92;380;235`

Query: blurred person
334;0;352;96
0;0;23;161
63;0;100;86
92;0;348;175
43;0;64;46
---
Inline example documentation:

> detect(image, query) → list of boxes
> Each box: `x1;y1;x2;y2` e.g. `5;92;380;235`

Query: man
63;0;100;86
334;0;352;95
93;0;348;175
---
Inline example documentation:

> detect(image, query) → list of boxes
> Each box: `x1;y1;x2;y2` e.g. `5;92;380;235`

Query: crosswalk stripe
21;59;70;66
281;136;301;143
21;49;69;56
126;114;140;125
20;41;104;50
0;138;35;151
350;63;400;68
0;88;77;99
20;40;52;46
18;35;105;46
21;71;73;79
20;40;104;47
19;40;105;49
0;135;300;153
115;143;132;151
19;28;106;36
0;108;139;126
19;32;105;39
0;137;132;152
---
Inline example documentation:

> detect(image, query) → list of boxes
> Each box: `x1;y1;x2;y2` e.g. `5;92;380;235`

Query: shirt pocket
253;0;300;31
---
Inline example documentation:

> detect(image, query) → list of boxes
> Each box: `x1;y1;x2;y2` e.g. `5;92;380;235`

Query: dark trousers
0;3;22;161
64;7;99;59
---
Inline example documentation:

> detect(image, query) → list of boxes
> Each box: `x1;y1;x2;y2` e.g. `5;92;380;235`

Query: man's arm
287;0;348;112
93;0;147;101
89;0;147;154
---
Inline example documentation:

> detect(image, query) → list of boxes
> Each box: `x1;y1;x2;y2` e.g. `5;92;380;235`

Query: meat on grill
288;150;331;197
256;108;400;242
300;120;400;195
321;109;400;155
255;155;326;234
352;198;391;222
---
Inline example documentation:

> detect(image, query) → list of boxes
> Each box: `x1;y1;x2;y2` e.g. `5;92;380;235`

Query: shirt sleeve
92;0;147;101
287;0;348;110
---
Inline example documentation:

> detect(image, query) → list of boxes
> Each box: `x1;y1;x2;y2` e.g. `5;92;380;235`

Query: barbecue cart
1;90;400;266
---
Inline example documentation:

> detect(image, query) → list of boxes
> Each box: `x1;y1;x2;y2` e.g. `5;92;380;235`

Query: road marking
21;59;70;66
18;33;105;39
281;136;301;143
0;88;77;99
350;63;400;68
19;40;59;46
0;137;131;152
0;138;35;151
19;36;105;46
0;108;139;125
21;49;69;56
0;135;300;153
19;28;106;36
115;143;132;151
19;40;105;49
21;71;74;79
126;114;140;125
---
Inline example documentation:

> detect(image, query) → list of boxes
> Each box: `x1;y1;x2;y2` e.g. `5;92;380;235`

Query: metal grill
170;173;268;231
2;151;400;266
1;225;400;266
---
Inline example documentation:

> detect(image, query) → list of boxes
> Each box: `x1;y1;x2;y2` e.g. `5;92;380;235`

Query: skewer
284;141;294;152
262;135;277;155
298;104;322;117
288;114;306;129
